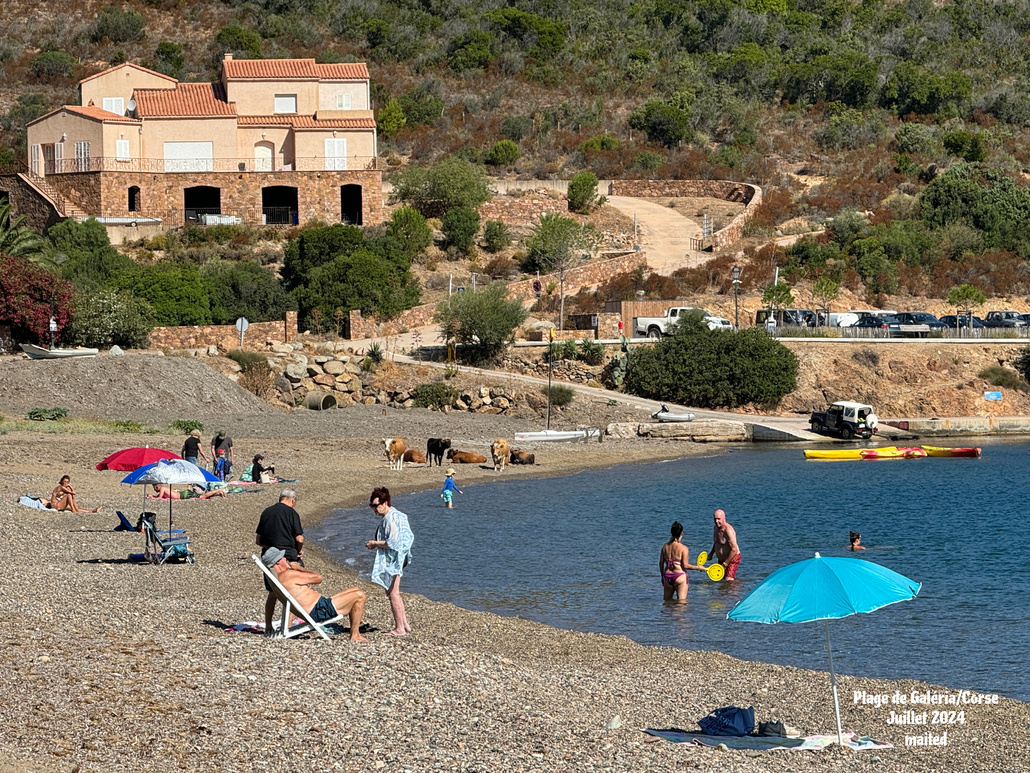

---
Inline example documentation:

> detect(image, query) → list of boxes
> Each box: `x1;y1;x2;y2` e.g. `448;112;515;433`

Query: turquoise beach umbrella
728;554;921;745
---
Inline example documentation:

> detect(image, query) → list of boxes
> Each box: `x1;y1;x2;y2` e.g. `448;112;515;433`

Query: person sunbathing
148;484;227;500
260;547;367;641
51;475;102;513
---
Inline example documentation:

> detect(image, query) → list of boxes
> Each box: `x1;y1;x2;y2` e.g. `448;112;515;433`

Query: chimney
224;52;233;61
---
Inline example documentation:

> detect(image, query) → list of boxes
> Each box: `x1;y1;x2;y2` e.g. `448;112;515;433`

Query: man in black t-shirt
256;489;304;629
211;430;234;475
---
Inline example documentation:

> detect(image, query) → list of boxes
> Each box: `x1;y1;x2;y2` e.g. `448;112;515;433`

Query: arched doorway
183;186;221;223
341;184;362;225
254;141;274;172
261;186;298;225
128;186;141;213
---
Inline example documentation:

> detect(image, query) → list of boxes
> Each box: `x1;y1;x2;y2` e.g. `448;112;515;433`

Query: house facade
13;54;382;230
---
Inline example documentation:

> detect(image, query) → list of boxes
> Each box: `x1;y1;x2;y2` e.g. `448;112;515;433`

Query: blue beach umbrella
728;553;921;745
121;459;219;531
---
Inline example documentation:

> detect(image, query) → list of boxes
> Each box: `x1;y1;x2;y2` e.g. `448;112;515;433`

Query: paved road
606;196;708;274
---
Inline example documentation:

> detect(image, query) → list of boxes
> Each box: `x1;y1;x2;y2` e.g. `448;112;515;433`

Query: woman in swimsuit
50;475;102;513
660;521;703;602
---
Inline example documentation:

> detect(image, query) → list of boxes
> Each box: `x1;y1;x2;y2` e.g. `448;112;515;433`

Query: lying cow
384;438;406;471
446;448;487;465
403;449;427;465
427;438;451;467
509;449;535;465
491;438;510;472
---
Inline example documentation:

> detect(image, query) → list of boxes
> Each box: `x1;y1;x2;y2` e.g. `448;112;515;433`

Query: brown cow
384;438;406;470
509;449;535;465
403;449;427;465
491;438;510;472
446;449;487;464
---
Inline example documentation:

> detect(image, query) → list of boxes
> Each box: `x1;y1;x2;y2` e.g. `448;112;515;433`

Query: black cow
427;438;452;467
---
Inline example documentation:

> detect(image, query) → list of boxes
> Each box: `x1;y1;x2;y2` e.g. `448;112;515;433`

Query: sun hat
261;547;286;568
446;468;455;476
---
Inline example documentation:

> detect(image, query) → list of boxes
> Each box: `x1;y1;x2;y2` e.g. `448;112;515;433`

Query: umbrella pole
823;619;844;746
169;494;173;532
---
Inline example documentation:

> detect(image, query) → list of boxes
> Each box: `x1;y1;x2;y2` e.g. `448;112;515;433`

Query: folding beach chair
139;517;194;565
116;511;185;535
251;554;344;641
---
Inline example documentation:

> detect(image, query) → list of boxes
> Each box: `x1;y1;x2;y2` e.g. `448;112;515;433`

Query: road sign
235;317;250;334
984;391;1003;401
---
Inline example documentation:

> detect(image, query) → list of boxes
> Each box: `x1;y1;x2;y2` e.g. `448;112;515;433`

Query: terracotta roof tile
237;115;376;129
313;62;369;80
65;105;141;123
135;83;236;117
79;61;178;86
223;59;318;80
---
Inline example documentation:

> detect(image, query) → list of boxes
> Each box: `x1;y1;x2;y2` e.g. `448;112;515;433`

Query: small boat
861;447;926;460
922;446;982;458
20;344;99;359
515;428;601;442
651;404;696;423
805;447;895;460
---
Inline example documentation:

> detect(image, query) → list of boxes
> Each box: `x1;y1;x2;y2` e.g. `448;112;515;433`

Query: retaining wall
149;311;298;351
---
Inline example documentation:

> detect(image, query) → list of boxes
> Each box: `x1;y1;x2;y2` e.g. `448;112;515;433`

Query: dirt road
606;196;707;274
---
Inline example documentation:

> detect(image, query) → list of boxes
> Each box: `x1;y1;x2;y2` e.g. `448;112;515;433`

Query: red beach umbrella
96;446;181;471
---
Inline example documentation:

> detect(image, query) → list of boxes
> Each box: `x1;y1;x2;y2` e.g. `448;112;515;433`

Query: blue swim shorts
310;595;338;623
442;490;453;503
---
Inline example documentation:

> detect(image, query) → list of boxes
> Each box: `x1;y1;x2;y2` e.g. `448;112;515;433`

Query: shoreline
1;421;1027;772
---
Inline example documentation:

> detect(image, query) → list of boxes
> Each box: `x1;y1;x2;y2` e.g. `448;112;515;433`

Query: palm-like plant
0;199;47;262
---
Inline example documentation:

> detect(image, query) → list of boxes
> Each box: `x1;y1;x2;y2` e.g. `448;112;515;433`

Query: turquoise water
311;441;1029;700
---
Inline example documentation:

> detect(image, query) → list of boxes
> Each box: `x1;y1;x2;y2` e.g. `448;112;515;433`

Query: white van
836;309;897;327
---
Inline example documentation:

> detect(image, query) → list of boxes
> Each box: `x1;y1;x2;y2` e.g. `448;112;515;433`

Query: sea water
310;440;1029;701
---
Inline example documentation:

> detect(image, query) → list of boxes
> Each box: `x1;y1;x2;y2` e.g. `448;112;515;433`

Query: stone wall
346;251;647;340
608;179;762;248
0;173;64;233
478;191;568;224
42;172;103;216
149;311;298;351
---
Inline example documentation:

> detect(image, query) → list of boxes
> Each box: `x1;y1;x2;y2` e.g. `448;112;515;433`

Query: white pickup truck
634;307;733;339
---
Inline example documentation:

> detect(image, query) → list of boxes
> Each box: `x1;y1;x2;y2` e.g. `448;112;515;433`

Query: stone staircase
17;173;87;219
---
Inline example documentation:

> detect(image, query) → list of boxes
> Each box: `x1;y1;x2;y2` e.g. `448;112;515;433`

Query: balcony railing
36;155;378;175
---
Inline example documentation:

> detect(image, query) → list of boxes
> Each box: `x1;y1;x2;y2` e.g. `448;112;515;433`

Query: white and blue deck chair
139;517;194;564
251;554;344;640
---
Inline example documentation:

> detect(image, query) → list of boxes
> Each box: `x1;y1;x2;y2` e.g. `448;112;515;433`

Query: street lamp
731;265;742;331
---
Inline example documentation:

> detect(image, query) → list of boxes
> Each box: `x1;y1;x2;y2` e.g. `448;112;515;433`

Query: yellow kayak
922;445;982;458
804;447;896;460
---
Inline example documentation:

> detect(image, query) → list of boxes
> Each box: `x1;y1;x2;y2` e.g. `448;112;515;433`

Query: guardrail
34;155;378;175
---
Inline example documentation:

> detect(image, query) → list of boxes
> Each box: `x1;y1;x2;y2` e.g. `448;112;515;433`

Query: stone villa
0;54;382;235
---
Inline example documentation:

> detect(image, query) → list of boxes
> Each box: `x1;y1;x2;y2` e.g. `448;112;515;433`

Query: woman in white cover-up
365;486;414;636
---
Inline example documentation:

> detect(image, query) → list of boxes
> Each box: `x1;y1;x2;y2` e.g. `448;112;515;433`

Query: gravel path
0;375;1026;771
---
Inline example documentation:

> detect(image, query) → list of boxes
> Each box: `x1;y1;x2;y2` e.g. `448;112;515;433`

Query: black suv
809;401;878;440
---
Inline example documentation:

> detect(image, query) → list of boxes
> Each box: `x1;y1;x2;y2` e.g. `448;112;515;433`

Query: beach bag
259;471;271;484
698;705;755;737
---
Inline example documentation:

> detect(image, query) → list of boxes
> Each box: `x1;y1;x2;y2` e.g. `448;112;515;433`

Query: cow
509;449;535;465
426;438;452;467
446;449;487;464
403;449;427;465
491;438;510;472
384;438;406;471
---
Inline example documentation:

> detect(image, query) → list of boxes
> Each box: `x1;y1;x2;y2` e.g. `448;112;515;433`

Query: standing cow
427;438;452;467
384;438;406;470
491;438;510;472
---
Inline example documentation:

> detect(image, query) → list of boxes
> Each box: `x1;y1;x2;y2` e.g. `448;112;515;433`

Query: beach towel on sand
642;729;892;751
19;496;54;510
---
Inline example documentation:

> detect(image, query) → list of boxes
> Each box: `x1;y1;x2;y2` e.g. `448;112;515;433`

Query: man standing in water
710;508;741;580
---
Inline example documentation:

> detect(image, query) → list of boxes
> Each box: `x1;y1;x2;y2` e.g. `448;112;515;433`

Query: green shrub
567;171;599;214
366;342;384;365
502;116;533;142
28;407;68;421
112;419;159;434
228;349;269;373
487;139;521;166
412;381;459;408
482;221;512;253
31;50;76;81
434;281;528;363
579;338;605;366
200;260;297;325
447;30;493;73
385;207;433;261
979;366;1028;392
624;317;799;408
554;338;578;360
442;206;481;254
215;24;263;58
580;135;620;152
391;157;492;218
542;384;575;407
169;419;204;434
90;6;146;43
398;88;444;126
65;289;153;349
376;99;407;139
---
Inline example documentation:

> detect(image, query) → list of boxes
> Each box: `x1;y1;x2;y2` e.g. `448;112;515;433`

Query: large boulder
323;360;346;376
284;363;306;383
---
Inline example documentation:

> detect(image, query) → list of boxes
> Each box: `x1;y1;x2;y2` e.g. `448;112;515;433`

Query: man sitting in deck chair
260;548;368;641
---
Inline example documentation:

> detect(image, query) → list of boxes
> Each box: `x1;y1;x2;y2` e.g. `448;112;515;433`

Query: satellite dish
127;99;136;113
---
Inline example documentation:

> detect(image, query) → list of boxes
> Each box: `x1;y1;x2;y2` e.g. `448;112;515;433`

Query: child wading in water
441;468;462;508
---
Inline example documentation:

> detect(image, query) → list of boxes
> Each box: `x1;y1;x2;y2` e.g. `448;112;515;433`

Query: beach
2;407;1028;772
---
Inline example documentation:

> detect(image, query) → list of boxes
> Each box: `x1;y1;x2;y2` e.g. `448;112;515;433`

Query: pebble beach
2;405;1029;773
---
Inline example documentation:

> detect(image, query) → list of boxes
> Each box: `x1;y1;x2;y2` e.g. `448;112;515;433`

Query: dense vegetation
624;311;799;407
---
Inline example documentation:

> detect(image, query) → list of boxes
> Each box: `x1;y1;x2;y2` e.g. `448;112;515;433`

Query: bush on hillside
169;419;203;434
65;289;153;349
441;206;480;254
0;254;75;343
412;381;459;408
624;315;799;408
567;171;599;214
228;349;269;373
542;384;575;407
384;207;433;262
110;263;212;326
434;281;528;363
390;157;491;218
981;366;1028;392
31;50;77;81
90;7;147;43
200;259;297;325
482;220;512;253
487;139;521;166
50;218;133;289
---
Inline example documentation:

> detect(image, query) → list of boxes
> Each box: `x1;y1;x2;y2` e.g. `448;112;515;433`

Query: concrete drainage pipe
304;391;337;410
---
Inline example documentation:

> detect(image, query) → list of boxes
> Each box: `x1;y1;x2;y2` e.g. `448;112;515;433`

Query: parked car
835;309;898;328
983;311;1028;328
894;312;946;337
939;315;985;329
850;314;902;336
755;308;816;327
634;307;731;338
809;401;879;440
